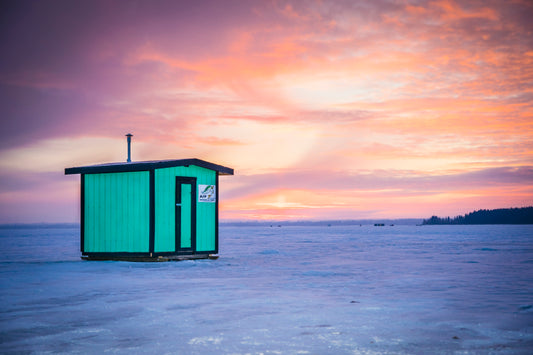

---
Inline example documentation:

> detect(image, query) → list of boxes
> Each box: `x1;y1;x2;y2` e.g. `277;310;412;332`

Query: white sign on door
198;185;216;202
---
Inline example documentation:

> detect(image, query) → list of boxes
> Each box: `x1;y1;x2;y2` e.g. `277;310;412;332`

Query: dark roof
65;158;234;175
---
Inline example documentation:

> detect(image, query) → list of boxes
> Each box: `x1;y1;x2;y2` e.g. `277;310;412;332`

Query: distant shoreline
422;207;533;225
0;219;423;229
220;219;423;227
0;223;80;229
2;211;531;229
0;219;425;228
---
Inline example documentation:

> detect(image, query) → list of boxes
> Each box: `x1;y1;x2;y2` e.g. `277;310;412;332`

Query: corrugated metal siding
154;166;216;252
84;171;150;252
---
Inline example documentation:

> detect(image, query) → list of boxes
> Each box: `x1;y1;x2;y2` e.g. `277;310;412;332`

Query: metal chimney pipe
125;133;133;162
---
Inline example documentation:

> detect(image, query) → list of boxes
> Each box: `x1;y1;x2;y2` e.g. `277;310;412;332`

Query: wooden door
175;177;196;253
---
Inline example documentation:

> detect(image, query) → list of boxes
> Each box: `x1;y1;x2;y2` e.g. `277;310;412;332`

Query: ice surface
1;225;532;354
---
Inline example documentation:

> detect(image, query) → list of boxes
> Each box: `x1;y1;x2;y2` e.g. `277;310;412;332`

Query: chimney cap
125;133;133;137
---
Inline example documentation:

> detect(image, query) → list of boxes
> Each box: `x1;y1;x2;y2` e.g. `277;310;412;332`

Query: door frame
175;177;197;253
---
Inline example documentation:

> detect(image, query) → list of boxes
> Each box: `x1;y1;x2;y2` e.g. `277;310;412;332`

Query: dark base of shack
81;254;218;262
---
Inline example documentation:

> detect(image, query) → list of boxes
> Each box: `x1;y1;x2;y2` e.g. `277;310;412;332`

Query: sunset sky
1;0;532;223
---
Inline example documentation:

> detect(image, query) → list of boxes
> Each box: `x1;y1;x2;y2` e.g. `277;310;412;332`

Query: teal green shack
65;158;233;261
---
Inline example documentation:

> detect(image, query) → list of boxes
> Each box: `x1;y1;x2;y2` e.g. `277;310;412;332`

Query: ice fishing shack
65;134;233;261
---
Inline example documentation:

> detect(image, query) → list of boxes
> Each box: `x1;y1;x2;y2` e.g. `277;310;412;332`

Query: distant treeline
422;207;533;225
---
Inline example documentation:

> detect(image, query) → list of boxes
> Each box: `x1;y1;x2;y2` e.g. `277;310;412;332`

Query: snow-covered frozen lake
1;224;532;354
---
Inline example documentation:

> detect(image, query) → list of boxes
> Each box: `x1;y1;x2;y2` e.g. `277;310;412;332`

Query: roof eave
65;158;234;176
